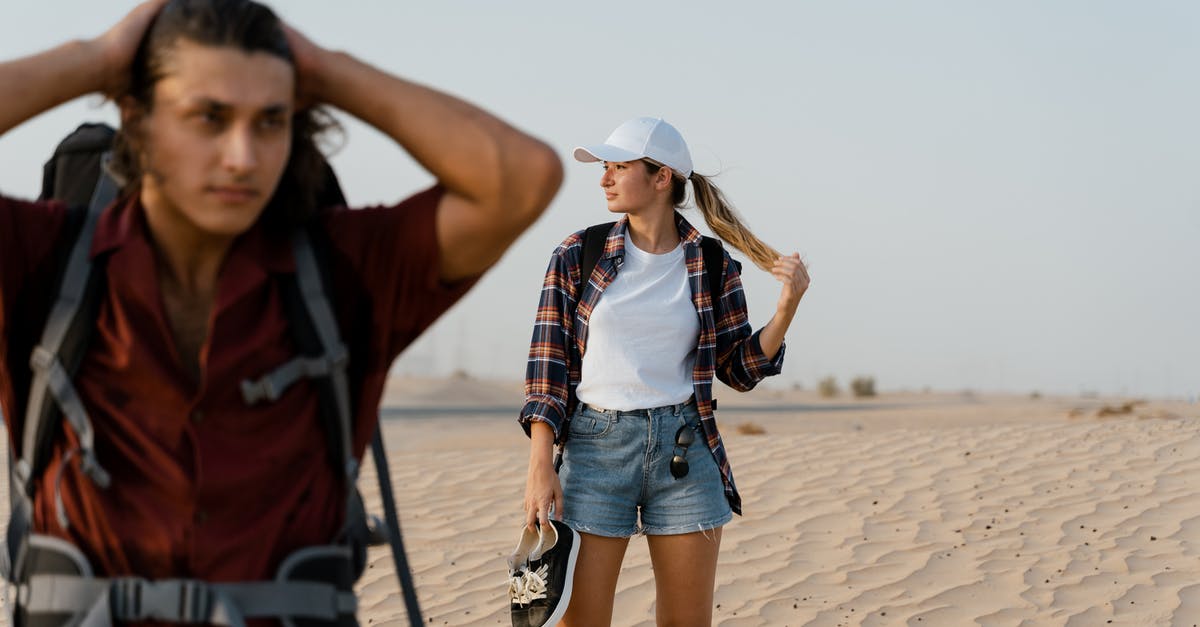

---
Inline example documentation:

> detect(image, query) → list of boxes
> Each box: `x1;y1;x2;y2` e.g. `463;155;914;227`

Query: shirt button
195;510;208;524
190;410;204;424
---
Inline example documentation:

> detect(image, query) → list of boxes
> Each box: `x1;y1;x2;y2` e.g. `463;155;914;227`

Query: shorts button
190;410;204;424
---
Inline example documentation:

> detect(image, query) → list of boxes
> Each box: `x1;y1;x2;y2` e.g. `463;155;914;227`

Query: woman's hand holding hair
757;252;809;361
523;421;564;530
772;252;810;317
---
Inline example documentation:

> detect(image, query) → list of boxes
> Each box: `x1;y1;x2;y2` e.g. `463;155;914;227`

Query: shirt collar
90;192;296;274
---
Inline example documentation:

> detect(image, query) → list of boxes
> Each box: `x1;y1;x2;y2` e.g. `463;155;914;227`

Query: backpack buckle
110;578;214;623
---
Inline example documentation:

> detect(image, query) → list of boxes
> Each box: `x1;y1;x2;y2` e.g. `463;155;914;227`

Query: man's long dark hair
110;0;341;227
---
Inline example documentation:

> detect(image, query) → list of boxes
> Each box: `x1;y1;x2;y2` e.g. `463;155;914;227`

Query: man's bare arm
286;29;563;283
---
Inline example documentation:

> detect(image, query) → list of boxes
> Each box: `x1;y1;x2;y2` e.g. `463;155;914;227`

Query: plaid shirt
520;213;784;515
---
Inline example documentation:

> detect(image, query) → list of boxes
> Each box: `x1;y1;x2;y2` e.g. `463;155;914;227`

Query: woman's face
133;39;294;238
599;160;672;216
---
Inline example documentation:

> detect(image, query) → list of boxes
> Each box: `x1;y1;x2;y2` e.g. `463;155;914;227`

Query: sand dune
348;390;1200;626
2;387;1198;626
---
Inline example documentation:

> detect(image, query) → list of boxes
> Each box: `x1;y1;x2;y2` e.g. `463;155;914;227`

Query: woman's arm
714;252;809;390
756;252;810;360
0;1;166;138
285;28;562;284
523;421;561;529
519;238;582;526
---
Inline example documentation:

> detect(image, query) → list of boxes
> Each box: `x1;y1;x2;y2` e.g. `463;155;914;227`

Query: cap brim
573;144;643;164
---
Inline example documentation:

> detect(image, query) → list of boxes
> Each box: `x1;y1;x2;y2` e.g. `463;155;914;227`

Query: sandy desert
3;377;1198;626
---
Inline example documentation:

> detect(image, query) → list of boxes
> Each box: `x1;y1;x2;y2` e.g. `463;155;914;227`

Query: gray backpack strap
370;429;423;627
287;229;355;486
16;160;118;497
20;574;357;626
239;231;355;487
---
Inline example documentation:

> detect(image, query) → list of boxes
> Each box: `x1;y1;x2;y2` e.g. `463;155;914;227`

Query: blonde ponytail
687;172;781;272
641;159;781;272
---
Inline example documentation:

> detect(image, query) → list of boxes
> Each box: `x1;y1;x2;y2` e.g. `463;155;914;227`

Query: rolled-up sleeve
713;258;785;391
519;240;579;440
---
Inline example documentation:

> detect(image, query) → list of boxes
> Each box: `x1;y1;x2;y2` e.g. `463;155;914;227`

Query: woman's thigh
563;532;630;627
646;527;723;627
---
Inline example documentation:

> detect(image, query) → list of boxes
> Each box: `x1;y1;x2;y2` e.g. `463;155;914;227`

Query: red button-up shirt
0;185;470;581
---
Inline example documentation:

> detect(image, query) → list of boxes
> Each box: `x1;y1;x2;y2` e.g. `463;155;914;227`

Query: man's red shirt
0;186;471;580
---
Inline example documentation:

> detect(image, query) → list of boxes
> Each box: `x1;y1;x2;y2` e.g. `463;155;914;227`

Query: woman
519;117;809;625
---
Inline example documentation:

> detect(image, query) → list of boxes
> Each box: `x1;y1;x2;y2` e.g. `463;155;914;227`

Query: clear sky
2;2;1197;398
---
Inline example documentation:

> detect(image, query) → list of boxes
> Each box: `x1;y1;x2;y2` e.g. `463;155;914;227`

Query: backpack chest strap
19;575;357;626
240;347;349;405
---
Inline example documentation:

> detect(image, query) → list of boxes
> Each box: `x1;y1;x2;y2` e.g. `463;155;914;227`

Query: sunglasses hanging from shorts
670;423;696;479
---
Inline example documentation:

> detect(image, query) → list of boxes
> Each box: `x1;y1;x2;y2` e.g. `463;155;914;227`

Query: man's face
136;39;294;238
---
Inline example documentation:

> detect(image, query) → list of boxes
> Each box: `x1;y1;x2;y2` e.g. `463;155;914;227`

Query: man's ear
118;96;142;128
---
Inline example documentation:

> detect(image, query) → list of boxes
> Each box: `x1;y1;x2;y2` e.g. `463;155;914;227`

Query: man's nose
222;127;258;175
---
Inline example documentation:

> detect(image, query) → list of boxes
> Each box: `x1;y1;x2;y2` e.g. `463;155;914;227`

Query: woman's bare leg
645;527;722;627
561;532;630;626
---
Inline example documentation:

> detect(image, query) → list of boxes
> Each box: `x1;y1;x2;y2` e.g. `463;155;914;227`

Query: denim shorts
559;400;733;537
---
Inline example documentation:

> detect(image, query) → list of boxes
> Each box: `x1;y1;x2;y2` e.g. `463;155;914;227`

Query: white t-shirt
576;232;700;410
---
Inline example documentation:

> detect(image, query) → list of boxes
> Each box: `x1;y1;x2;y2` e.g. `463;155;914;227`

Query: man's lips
208;186;259;203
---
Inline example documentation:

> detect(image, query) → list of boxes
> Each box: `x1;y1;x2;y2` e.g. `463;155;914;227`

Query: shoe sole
539;526;580;627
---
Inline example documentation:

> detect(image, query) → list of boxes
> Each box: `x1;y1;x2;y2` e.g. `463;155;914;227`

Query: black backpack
1;123;423;627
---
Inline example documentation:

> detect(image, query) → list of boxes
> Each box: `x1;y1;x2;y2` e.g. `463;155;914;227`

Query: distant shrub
851;376;876;398
818;376;839;398
735;422;766;435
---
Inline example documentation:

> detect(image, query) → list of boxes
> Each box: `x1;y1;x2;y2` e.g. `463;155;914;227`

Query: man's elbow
509;139;563;227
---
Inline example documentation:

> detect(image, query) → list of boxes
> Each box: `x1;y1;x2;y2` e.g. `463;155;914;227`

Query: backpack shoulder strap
700;236;726;314
18;161;119;495
577;222;616;297
243;229;354;483
250;227;425;626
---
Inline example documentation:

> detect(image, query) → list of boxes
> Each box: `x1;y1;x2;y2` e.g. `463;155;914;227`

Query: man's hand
94;0;169;97
280;23;330;110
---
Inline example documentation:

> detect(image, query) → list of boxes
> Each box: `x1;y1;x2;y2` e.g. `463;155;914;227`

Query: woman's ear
654;166;674;191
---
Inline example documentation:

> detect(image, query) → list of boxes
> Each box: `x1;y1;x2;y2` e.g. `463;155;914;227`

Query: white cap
574;117;693;178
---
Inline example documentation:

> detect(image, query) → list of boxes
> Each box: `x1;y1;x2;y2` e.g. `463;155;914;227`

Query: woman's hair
110;0;341;226
642;160;781;272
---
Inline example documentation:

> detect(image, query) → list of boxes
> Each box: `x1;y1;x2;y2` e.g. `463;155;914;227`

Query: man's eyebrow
188;98;232;112
183;99;291;115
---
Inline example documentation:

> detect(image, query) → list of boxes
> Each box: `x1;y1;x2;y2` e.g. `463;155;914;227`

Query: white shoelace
508;563;550;605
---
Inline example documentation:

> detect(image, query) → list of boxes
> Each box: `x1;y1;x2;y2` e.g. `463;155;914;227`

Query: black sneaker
508;519;579;627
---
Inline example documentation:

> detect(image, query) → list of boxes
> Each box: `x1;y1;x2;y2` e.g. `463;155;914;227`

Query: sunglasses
670;424;696;479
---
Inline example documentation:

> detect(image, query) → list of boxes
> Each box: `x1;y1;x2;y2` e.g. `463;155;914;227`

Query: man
0;0;560;612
